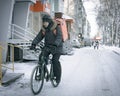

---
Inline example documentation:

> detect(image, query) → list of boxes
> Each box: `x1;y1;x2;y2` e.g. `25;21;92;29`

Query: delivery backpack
42;18;68;42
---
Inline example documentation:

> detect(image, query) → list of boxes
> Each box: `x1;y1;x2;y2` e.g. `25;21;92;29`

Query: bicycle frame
30;45;59;95
40;50;53;81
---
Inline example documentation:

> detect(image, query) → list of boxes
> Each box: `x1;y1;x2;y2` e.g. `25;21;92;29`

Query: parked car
61;40;74;55
71;39;81;48
83;38;92;47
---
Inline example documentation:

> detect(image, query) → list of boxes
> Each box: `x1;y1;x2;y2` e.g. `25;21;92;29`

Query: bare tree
97;0;120;46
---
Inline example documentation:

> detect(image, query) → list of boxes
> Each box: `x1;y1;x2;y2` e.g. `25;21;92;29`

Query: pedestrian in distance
94;40;99;49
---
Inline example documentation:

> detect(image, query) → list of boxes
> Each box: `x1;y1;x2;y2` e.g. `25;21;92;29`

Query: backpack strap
41;27;46;35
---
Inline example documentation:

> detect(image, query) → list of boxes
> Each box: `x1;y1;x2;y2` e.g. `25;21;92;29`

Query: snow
102;45;120;54
0;45;120;96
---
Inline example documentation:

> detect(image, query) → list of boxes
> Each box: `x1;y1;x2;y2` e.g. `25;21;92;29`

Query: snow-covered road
0;46;120;96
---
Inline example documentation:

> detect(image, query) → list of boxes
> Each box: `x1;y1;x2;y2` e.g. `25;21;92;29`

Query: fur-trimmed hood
41;20;58;32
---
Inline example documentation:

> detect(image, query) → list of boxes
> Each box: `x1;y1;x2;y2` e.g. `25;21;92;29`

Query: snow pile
103;45;120;54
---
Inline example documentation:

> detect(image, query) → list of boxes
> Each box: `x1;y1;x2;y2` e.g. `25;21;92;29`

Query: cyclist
30;14;63;84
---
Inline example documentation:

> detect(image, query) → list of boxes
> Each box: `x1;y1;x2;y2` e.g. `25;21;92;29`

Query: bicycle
30;45;60;95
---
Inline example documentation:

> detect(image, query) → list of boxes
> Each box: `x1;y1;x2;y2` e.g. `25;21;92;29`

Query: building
0;0;73;63
64;0;91;47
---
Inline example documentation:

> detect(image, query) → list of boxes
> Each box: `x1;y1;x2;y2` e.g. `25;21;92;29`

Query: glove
30;44;36;50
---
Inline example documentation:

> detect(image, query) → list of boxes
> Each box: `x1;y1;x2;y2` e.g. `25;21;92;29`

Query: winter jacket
32;20;63;53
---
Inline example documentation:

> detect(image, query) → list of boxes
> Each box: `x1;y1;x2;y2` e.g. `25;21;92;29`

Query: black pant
39;49;61;81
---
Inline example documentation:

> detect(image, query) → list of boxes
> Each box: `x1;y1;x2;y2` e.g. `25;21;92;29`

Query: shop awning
94;37;101;40
16;0;36;3
62;15;74;23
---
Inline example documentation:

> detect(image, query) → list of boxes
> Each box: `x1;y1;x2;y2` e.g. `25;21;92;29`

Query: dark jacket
32;20;63;53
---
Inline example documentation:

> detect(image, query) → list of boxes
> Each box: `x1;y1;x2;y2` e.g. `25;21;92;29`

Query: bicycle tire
30;65;44;95
50;64;59;87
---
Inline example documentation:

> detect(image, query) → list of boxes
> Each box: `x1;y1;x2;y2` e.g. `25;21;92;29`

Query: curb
2;73;24;86
112;50;120;56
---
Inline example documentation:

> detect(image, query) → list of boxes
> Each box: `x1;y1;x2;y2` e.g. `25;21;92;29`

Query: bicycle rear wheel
30;65;44;95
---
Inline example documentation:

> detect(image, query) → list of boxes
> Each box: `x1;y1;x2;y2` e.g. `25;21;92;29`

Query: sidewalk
1;46;120;86
1;68;24;86
0;51;73;86
2;72;24;85
1;61;38;86
103;45;120;55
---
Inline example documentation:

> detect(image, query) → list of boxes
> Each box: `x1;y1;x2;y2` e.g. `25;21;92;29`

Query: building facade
0;0;73;63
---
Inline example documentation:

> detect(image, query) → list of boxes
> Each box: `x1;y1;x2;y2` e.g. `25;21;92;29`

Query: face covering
43;22;49;28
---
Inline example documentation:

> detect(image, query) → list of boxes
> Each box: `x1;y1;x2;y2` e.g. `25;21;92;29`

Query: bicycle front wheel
30;65;44;95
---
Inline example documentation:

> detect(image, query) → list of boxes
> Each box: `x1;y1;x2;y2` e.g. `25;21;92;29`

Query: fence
0;43;19;85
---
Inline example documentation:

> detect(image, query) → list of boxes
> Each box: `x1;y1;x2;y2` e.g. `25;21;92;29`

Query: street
0;46;120;96
1;0;120;96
